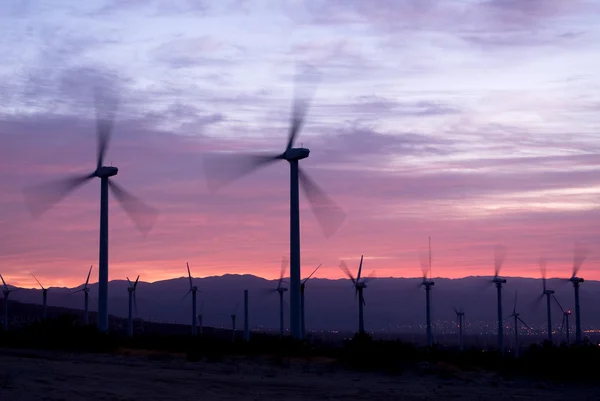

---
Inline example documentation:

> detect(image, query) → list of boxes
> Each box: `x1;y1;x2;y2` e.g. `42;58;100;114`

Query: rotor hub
95;166;119;178
283;147;310;161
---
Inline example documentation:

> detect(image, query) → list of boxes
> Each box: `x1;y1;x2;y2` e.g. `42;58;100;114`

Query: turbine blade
23;173;95;217
278;257;287;289
304;264;322;282
572;242;588;277
419;250;430;279
134;275;140;289
286;64;321;151
517;317;531;330
0;274;7;290
298;167;346;238
31;273;44;290
202;152;282;192
186;262;193;290
552;295;565;313
69;288;84;295
339;260;356;285
539;257;547;292
94;85;120;170
362;293;366;306
133;292;138;317
494;244;506;277
108;180;158;235
85;265;93;287
356;255;364;282
181;289;191;302
362;271;377;284
127;277;132;287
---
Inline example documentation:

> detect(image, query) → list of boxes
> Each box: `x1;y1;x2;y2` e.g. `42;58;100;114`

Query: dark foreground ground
0;348;596;401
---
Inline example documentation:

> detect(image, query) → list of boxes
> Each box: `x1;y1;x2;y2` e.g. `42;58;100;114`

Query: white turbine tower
300;263;321;339
491;245;507;353
31;273;49;321
340;255;374;335
506;291;531;358
126;275;139;337
419;237;435;347
23;84;159;333
0;274;17;332
182;262;199;336
202;65;346;339
567;243;587;344
70;266;94;324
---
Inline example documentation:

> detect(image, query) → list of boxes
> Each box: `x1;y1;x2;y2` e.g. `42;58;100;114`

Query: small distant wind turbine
70;265;93;324
0;274;17;332
230;302;239;342
553;296;571;345
454;307;465;351
419;238;435;347
182;262;199;336
202;65;347;340
340;255;374;335
126;275;139;337
300;263;321;338
491;245;507;353
566;243;587;344
538;258;554;344
506;291;531;358
31;273;49;320
23;85;159;333
268;258;288;338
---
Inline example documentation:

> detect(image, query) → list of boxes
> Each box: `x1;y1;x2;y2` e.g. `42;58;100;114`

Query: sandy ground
0;348;595;401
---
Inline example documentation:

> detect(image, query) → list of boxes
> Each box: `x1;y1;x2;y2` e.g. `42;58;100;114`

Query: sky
1;0;600;288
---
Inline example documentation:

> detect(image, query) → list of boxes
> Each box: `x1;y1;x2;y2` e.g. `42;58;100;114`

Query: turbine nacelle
355;282;367;289
492;277;507;286
277;287;288;293
94;166;119;178
570;276;584;285
543;289;555;295
421;280;435;288
283;147;310;161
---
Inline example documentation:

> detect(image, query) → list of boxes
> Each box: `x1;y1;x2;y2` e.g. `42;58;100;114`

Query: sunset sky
1;0;600;288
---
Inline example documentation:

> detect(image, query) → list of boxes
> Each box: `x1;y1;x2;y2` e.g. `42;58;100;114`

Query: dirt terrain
0;348;595;400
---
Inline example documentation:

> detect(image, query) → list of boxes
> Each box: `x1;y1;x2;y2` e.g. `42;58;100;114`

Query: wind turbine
553;296;571;345
491;245;507;353
23;86;159;333
0;274;17;332
538;258;554;344
268;258;288;339
31;273;49;320
126;275;139;337
419;238;435;347
454;307;465;351
202;66;346;339
70;265;93;324
340;255;374;335
567;243;587;344
506;291;531;358
300;263;321;339
230;302;239;342
182;262;199;336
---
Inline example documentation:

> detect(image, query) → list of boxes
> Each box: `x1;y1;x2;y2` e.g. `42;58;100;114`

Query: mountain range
4;274;600;333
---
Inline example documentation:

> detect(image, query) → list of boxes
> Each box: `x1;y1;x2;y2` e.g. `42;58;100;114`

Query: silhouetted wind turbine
182;262;199;336
553;296;571;345
300;263;321;338
567;243;587;343
491;245;507;353
340;256;374;335
419;238;435;347
70;265;93;324
126;275;139;337
454;307;465;351
31;273;49;320
538;258;554;344
0;274;17;332
23;86;158;333
267;258;288;338
230;302;239;342
202;66;346;339
507;291;531;358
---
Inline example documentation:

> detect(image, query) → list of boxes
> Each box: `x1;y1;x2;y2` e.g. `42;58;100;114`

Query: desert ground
0;348;596;401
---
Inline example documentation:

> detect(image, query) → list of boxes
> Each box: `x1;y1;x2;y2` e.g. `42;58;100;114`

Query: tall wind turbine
23;87;158;333
491;245;507;353
0;274;16;332
268;258;288;338
567;244;587;344
230;302;239;342
202;66;346;339
182;262;199;336
126;275;139;337
507;291;531;358
419;238;435;347
300;263;321;339
454;307;465;351
340;256;374;335
538;258;554;344
31;273;49;320
70;265;93;324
